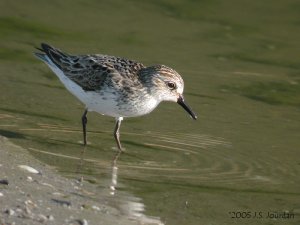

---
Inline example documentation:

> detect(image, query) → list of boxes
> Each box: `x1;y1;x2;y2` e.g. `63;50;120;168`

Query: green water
1;0;300;224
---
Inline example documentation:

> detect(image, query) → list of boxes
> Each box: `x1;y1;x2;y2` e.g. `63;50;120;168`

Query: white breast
43;57;160;118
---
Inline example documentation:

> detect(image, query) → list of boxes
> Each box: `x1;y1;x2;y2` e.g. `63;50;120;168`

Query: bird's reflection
76;147;164;225
109;150;121;196
75;145;87;182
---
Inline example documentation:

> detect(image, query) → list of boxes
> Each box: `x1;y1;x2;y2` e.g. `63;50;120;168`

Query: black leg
113;117;123;152
81;109;88;145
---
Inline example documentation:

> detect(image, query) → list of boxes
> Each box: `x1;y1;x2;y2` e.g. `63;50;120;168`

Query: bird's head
139;65;197;120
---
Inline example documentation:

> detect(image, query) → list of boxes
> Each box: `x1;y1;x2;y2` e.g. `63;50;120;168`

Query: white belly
44;58;159;118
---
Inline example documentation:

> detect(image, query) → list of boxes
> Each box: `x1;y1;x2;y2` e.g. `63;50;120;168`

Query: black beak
177;95;197;120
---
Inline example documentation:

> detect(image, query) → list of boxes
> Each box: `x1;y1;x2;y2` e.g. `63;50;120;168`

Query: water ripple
12;122;299;189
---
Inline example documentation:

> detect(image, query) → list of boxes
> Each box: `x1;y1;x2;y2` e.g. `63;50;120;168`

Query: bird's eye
167;82;176;90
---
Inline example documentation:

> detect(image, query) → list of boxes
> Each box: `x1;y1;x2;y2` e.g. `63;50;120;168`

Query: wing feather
37;43;145;91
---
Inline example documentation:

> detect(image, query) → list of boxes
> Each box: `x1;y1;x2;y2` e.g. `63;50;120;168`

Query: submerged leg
81;109;88;145
113;117;123;152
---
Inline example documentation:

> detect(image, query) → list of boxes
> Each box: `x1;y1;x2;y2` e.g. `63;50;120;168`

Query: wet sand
0;136;139;225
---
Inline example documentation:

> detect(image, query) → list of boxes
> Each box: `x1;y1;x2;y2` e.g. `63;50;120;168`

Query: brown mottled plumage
34;43;196;151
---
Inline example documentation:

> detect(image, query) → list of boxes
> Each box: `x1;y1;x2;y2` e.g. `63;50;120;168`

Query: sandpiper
34;43;197;151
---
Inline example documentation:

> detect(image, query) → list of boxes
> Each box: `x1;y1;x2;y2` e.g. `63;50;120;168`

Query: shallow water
1;0;300;224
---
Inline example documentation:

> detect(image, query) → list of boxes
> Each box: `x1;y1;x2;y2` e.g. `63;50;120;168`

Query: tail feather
34;43;71;69
34;45;47;62
34;52;47;61
35;46;44;52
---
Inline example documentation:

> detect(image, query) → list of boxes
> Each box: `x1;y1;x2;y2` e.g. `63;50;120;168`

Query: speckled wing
38;43;145;91
57;55;115;91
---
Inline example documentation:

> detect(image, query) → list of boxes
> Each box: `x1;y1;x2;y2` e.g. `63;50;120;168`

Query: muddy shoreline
0;136;140;225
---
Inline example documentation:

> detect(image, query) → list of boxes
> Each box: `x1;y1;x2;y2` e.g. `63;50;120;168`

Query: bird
34;43;197;152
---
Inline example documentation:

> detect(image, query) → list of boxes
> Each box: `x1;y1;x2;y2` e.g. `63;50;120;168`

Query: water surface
0;0;300;224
